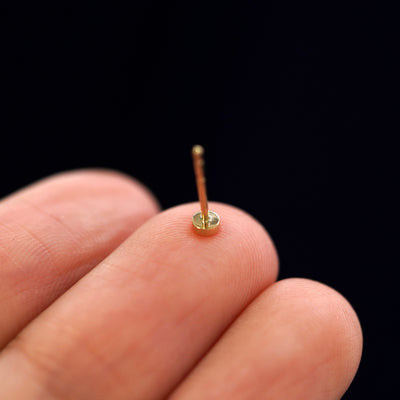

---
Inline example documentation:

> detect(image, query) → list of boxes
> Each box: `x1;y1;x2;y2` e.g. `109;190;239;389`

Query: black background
1;3;397;398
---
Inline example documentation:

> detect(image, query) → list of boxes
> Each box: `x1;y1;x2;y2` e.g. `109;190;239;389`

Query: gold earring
191;145;220;236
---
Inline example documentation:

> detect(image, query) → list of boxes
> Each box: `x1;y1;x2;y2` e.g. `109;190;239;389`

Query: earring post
192;145;209;224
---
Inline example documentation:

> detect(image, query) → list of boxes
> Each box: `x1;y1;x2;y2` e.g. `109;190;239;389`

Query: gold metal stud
191;145;220;236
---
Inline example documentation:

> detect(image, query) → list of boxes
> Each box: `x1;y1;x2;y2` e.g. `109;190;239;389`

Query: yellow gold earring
191;145;220;236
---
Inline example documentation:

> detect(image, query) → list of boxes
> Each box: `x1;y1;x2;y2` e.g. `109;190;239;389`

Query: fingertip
208;202;280;284
274;277;363;350
272;278;363;396
132;201;279;292
37;168;161;215
168;277;362;400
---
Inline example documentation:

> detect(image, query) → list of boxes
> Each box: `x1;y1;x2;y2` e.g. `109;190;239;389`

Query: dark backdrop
1;3;396;398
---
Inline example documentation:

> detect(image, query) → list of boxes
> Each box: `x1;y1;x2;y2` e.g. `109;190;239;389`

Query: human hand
0;170;362;399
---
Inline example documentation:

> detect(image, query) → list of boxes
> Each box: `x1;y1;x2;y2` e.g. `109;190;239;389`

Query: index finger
0;202;278;399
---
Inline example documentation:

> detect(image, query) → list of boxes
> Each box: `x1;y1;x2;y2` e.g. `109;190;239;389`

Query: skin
0;170;362;399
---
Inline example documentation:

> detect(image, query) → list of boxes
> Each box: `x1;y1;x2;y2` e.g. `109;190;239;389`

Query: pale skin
0;170;362;399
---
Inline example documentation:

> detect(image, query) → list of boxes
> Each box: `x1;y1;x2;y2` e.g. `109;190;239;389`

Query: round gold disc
192;211;220;236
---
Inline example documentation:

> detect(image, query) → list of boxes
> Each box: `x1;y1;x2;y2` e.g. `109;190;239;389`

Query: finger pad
171;278;362;400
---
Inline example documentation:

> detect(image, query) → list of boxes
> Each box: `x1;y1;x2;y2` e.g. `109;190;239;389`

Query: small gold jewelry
192;145;220;236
